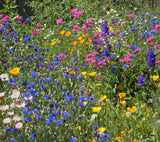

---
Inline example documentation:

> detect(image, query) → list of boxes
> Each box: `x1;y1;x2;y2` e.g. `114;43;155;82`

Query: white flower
0;74;9;81
0;92;5;97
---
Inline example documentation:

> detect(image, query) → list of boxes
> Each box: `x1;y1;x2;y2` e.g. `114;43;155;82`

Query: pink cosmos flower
149;42;154;46
16;103;25;108
125;15;129;18
13;115;21;121
15;122;23;129
0;14;3;19
3;118;11;124
11;89;20;99
58;54;67;60
0;92;5;97
32;29;39;36
56;18;63;25
0;105;9;111
15;16;22;20
155;24;160;32
155;60;160;64
36;23;42;28
7;112;14;116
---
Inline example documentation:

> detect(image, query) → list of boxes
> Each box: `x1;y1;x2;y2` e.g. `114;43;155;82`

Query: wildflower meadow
0;0;160;141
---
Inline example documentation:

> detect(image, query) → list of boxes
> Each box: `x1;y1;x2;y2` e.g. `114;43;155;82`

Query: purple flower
138;75;145;86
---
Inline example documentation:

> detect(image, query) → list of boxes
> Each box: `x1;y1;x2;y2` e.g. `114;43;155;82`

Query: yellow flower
80;39;84;43
101;102;106;106
82;33;87;37
100;95;106;100
152;75;159;81
72;41;77;45
106;98;110;103
56;40;61;44
50;42;55;46
120;100;126;107
130;106;137;113
89;84;94;89
118;93;126;99
19;37;23;41
87;72;96;77
96;83;101;86
81;72;87;76
109;26;113;31
60;30;65;35
65;32;71;36
92;107;101;113
78;36;82;40
10;68;20;76
78;126;81;130
115;136;123;142
69;71;75;74
88;38;92;42
133;139;137;142
97;127;106;133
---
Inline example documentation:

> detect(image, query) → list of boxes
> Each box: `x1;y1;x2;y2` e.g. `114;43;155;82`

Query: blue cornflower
118;41;122;45
23;108;32;115
112;66;117;70
55;119;63;125
9;138;16;142
31;133;37;139
70;137;78;142
79;96;86;101
52;110;59;116
5;35;10;39
45;77;52;82
31;72;38;77
44;95;51;100
33;108;39;114
24;117;32;122
48;115;56;121
138;75;145;86
8;49;13;53
14;53;18;56
49;65;54;70
63;112;71;118
111;54;116;58
147;48;156;67
26;18;31;23
18;21;22;24
88;96;95;102
93;125;99;130
83;63;87;66
101;133;110;140
81;83;86;87
37;55;43;60
122;64;128;68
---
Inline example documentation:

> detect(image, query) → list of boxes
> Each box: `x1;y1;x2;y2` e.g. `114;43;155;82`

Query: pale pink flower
3;118;11;124
89;18;94;24
10;103;16;108
13;115;21;121
0;92;5;97
15;122;23;129
0;105;9;111
56;18;63;25
71;9;78;14
0;73;9;81
0;14;3;19
7;111;14;116
16;103;25;108
11;89;20;99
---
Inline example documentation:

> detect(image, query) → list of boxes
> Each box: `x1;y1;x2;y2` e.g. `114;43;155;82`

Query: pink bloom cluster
73;25;80;32
56;18;63;25
2;15;9;22
71;9;84;19
126;13;135;18
32;29;39;36
15;16;22;20
58;54;67;60
82;22;92;34
119;54;133;63
36;23;42;28
146;36;156;43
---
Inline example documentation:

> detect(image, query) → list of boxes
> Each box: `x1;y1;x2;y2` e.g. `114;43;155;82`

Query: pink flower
149;42;154;46
132;49;140;53
0;105;9;111
15;122;23;129
71;9;78;14
16;103;25;108
0;92;5;97
7;112;14;116
78;11;84;16
158;49;160;53
58;54;67;60
15;16;22;20
125;15;129;18
32;29;39;36
155;60;160;64
3;118;11;124
155;24;160;32
89;18;94;24
0;14;3;19
127;45;131;49
105;1;109;4
13;115;21;121
97;76;101;80
129;13;135;18
146;36;156;43
155;45;160;48
73;25;80;32
11;89;20;99
56;18;63;25
2;15;9;22
36;23;42;28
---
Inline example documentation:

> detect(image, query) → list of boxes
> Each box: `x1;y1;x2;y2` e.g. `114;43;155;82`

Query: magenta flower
15;16;22;20
2;15;9;22
146;36;156;43
56;18;63;25
31;30;39;36
129;13;135;18
71;9;78;14
73;25;80;32
36;23;42;28
89;18;94;24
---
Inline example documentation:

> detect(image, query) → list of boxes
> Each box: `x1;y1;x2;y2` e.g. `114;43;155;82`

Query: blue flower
44;95;51;100
111;66;117;70
63;112;71;118
31;72;38;77
26;18;31;23
93;125;99;130
118;41;122;45
79;96;86;101
5;35;10;39
24;117;32;122
138;75;145;86
8;49;13;53
88;96;95;102
49;65;54;70
48;115;56;121
23;108;32;115
9;138;16;142
37;55;43;60
70;137;78;142
45;77;52;82
55;119;63;125
122;64;128;68
33;108;39;114
31;133;37;139
101;133;110;140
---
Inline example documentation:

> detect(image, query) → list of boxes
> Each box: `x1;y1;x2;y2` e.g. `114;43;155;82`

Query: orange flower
65;32;71;37
117;85;123;90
